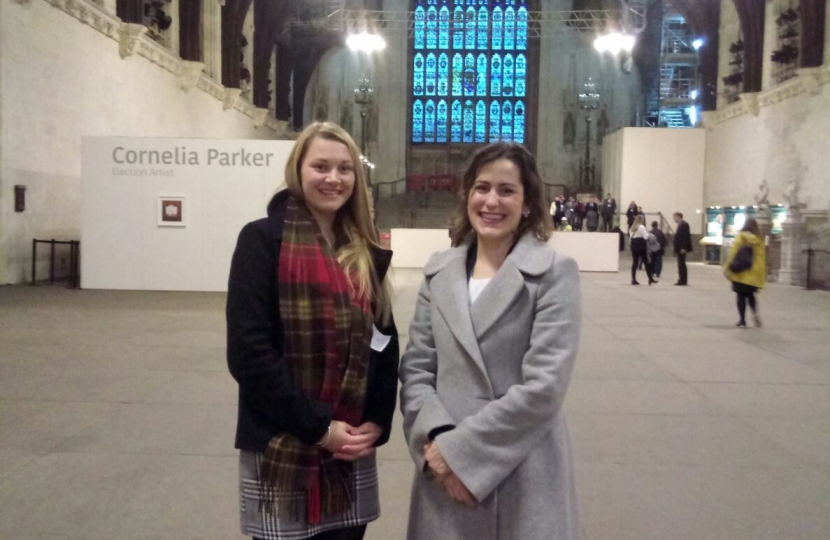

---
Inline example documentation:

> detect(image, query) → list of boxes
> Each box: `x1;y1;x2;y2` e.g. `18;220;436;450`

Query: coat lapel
429;247;492;393
471;233;553;339
469;261;525;340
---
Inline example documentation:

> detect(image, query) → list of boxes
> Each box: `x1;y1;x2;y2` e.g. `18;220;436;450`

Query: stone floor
1;259;829;540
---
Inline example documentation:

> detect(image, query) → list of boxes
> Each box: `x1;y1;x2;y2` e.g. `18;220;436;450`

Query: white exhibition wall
0;0;283;285
81;137;294;291
603;128;706;235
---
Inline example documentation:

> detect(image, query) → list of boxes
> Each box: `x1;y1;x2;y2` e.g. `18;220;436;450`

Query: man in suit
673;212;693;285
601;193;616;232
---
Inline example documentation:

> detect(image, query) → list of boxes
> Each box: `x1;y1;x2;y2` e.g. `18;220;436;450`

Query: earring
522;211;530;218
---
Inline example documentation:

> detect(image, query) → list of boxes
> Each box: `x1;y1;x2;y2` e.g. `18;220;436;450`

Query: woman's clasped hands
424;441;477;507
321;421;381;461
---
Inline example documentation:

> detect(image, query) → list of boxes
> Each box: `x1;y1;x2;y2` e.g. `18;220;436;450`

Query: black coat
651;227;667;256
673;220;693;254
226;190;399;451
626;206;638;226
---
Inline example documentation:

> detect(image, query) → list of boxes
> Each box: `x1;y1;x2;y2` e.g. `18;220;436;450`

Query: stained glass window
425;53;437;96
415;6;426;49
465;7;476;49
502;53;514;97
437;53;449;96
452;5;464;49
439;6;450;49
412;0;531;145
437;100;449;142
451;100;462;142
425;100;436;142
515;54;526;97
426;6;438;49
414;53;425;96
475;100;487;142
492;7;503;50
513;100;525;143
501;100;513;140
413;100;424;143
452;54;463;96
477;7;488;49
489;100;501;141
463;54;475;96
463;100;474;142
476;54;487;96
517;4;528;50
504;5;515;50
490;54;502;96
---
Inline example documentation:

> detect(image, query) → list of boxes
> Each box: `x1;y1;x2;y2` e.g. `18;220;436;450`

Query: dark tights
255;525;366;540
736;291;757;323
631;253;653;282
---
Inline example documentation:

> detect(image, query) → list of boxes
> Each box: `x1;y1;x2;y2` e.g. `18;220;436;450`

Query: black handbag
729;245;754;273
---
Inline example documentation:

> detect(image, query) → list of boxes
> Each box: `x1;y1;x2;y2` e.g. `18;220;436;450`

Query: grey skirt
239;450;380;540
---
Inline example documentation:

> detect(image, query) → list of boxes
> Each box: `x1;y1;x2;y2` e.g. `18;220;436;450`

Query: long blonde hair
630;214;645;234
283;122;392;324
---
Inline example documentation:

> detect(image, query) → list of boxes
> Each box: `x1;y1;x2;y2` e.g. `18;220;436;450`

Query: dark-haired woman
227;122;399;540
400;142;581;540
724;218;766;328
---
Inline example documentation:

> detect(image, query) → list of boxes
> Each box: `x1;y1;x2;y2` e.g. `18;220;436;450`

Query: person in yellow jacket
723;218;766;328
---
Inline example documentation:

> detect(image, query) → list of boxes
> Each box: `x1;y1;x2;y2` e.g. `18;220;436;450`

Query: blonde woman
629;214;656;285
227;122;398;540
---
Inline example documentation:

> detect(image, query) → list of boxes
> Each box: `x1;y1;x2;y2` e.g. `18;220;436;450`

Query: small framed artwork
158;196;186;227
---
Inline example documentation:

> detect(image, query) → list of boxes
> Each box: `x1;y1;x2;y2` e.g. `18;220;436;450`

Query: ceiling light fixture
346;32;386;53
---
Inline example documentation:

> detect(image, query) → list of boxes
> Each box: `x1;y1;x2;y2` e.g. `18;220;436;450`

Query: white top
469;277;491;304
630;224;649;239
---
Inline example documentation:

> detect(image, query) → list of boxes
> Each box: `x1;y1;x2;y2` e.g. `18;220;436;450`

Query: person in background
649;221;667;278
629;215;657;285
574;198;586;231
673;211;693;286
601;193;617;232
564;197;576;229
626;201;638;230
724;218;766;328
551;196;565;225
226;122;399;540
584;196;600;232
558;217;573;232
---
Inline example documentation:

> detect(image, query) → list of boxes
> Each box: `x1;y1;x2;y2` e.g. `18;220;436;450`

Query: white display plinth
390;229;452;269
390;229;618;272
549;232;619;272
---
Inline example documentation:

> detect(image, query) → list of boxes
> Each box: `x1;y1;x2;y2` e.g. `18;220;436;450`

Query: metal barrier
32;239;80;288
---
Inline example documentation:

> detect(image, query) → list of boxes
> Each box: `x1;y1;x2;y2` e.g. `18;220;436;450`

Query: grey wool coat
400;233;582;540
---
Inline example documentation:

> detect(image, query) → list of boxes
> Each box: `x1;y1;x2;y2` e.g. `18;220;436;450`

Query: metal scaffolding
285;8;645;37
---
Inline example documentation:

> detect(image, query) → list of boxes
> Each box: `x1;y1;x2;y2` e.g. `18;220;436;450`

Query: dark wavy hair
742;217;761;237
449;142;552;247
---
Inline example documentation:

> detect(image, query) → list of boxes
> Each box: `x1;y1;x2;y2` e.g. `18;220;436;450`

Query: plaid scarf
259;197;374;524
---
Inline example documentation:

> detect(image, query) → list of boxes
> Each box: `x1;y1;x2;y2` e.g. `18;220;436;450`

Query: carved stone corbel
699;111;717;132
739;92;761;116
119;23;147;59
253;108;270;128
796;67;822;95
223;88;242;111
179;61;206;91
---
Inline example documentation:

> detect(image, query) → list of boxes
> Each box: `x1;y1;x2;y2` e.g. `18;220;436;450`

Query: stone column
778;207;803;286
754;204;772;276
